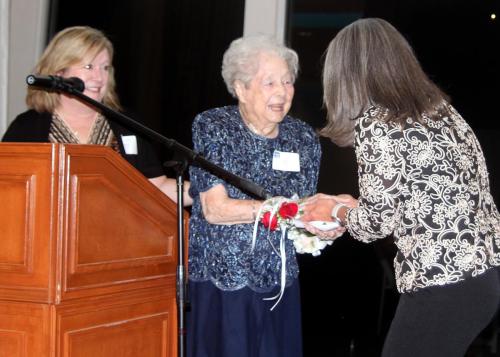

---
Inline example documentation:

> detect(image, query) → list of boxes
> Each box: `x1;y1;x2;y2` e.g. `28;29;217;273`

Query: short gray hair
221;34;299;98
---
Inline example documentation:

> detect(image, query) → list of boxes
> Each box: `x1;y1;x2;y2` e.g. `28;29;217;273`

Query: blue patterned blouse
188;106;321;292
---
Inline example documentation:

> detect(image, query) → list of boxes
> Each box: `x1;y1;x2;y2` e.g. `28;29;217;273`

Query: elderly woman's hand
300;193;338;222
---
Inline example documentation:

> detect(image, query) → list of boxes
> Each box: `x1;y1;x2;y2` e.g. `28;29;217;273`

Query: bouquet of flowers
254;196;334;257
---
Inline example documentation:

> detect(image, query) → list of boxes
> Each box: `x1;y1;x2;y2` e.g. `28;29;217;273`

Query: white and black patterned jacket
346;104;500;293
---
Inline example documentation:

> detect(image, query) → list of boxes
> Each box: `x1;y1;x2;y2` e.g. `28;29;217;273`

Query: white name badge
272;150;300;172
121;135;138;155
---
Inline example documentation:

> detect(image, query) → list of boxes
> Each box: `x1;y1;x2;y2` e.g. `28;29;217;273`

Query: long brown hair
27;26;121;113
321;18;449;147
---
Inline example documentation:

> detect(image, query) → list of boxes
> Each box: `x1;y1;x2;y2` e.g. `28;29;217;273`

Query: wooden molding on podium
0;143;187;356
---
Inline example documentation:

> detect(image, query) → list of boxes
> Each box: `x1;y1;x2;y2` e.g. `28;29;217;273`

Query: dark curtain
50;0;244;161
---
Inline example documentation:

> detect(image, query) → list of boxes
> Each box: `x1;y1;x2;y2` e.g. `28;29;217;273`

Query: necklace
243;118;278;138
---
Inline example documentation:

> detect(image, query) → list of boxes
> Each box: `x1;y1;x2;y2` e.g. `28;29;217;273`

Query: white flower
408;141;435;167
254;196;334;256
454;143;474;172
360;174;386;204
288;228;333;256
417;238;442;268
405;189;433;220
397;271;416;292
428;273;449;285
453;243;477;271
373;135;392;153
453;193;472;215
396;235;416;257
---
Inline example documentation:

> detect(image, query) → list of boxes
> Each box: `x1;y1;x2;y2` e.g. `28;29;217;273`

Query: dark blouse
188;105;321;292
2;110;164;178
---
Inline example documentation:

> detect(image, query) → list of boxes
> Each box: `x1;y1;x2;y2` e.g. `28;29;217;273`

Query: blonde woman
3;26;190;204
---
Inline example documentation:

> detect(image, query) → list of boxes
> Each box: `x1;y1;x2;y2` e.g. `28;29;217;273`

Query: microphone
26;75;85;93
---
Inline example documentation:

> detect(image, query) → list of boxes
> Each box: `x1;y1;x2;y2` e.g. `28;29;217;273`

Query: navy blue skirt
186;279;303;357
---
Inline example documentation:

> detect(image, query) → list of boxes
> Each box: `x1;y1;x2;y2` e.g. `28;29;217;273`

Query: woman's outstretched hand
301;193;338;222
300;193;359;240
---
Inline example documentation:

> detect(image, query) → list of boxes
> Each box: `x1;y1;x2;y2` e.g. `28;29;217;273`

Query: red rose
278;202;299;219
261;211;278;230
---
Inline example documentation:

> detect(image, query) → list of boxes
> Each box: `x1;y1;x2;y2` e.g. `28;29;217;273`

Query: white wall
243;0;287;43
0;0;9;135
0;0;49;136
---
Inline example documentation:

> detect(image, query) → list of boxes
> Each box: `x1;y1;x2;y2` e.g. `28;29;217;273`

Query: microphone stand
171;159;188;357
42;81;269;357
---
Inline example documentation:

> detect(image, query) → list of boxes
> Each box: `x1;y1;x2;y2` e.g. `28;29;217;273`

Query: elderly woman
302;18;500;357
187;35;321;357
2;26;190;204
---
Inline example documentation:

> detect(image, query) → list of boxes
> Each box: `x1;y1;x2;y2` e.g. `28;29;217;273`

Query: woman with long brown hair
302;18;499;356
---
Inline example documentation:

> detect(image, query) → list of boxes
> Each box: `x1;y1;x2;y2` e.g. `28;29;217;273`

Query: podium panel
0;143;185;356
55;287;175;357
0;144;56;302
0;301;51;356
59;145;179;301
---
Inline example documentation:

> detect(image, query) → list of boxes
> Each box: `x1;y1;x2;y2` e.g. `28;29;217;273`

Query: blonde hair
27;26;121;112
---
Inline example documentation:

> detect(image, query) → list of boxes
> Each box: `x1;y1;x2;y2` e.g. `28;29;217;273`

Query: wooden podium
0;143;186;357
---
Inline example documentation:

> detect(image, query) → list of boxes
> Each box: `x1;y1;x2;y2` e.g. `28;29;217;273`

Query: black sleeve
2;110;164;179
2;110;52;142
108;120;165;179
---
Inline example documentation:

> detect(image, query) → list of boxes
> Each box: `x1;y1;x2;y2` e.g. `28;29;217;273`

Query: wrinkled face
61;49;111;102
236;52;294;126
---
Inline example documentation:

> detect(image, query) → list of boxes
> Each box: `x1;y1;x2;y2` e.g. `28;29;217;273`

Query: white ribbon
263;223;288;311
251;197;290;311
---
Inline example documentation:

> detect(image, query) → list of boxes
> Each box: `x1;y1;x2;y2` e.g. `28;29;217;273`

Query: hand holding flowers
256;195;344;256
251;194;346;310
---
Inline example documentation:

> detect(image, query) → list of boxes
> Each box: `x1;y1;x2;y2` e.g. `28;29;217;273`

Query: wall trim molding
243;0;287;43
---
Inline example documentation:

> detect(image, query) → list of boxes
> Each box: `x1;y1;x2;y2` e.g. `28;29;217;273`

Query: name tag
272;150;300;172
121;135;138;155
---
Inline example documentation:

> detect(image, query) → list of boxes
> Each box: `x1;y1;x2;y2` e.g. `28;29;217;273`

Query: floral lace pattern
346;104;500;293
188;106;321;292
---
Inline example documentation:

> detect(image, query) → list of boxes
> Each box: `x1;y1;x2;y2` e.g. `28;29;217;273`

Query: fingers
300;199;337;222
305;193;356;205
304;193;335;204
300;193;357;222
332;194;359;208
333;194;353;203
303;223;345;240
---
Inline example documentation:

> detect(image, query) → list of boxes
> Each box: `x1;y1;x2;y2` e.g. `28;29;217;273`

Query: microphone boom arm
40;80;270;200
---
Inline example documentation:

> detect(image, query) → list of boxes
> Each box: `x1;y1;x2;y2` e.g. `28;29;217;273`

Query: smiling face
236;52;295;132
61;49;111;102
